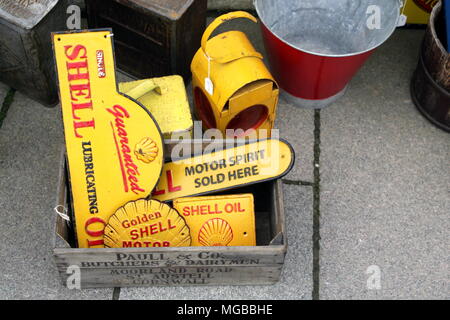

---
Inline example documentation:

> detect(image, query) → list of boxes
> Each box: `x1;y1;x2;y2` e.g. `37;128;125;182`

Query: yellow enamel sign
52;30;164;248
173;195;256;247
104;200;191;248
153;139;294;202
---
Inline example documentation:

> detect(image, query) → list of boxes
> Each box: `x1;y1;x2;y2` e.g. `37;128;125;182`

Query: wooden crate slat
59;266;284;288
54;246;286;269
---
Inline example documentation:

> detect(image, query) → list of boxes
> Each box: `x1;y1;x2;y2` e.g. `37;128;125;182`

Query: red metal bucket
255;0;402;108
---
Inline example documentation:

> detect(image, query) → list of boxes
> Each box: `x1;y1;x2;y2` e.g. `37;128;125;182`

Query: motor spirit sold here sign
153;139;294;202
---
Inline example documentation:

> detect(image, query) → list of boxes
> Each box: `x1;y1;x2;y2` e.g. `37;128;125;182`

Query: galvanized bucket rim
254;0;402;58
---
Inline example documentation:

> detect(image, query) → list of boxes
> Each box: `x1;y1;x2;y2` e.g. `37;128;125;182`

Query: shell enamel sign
104;200;191;248
173;195;256;247
152;139;294;202
52;30;164;248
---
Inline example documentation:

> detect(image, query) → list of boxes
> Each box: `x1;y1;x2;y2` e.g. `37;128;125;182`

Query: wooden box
0;0;68;106
86;0;207;81
53;149;287;288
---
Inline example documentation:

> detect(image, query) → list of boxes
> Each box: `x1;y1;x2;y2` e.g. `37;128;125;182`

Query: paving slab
320;29;449;300
0;90;113;299
119;184;313;300
275;101;315;183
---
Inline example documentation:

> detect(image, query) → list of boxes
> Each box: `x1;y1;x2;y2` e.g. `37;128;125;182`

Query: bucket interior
255;0;401;56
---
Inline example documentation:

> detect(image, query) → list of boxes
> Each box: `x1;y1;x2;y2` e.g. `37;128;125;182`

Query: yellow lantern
191;11;279;138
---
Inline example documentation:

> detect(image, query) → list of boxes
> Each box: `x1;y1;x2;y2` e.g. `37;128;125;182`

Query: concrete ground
0;17;448;299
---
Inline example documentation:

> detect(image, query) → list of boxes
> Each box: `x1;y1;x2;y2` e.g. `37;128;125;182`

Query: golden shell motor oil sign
173;195;256;247
153;139;294;202
52;30;164;248
104;200;191;248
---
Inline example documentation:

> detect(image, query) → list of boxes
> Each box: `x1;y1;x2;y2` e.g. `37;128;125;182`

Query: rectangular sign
174;194;256;247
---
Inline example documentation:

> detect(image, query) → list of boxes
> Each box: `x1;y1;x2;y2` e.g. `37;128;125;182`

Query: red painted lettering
167;170;181;192
74;119;95;138
85;217;106;237
64;45;87;60
86;239;104;247
71;101;93;120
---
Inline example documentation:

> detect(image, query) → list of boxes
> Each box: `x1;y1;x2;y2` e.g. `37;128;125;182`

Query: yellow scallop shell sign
104;200;191;248
173;194;256;247
52;30;164;248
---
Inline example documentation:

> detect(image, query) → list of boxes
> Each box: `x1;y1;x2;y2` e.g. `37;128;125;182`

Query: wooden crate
86;0;207;81
0;0;68;106
53;149;287;288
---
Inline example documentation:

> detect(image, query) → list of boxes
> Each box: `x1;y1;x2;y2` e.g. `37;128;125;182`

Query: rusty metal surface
412;51;450;132
411;1;449;132
421;1;450;91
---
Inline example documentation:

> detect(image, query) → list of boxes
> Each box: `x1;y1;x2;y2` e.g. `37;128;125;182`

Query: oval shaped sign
104;200;191;248
152;139;295;202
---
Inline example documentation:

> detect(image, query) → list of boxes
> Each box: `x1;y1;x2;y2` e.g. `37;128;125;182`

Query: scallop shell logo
135;137;159;164
104;199;192;248
198;218;234;247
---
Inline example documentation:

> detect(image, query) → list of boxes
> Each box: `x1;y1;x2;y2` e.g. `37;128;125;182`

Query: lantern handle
201;11;263;60
123;80;167;100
